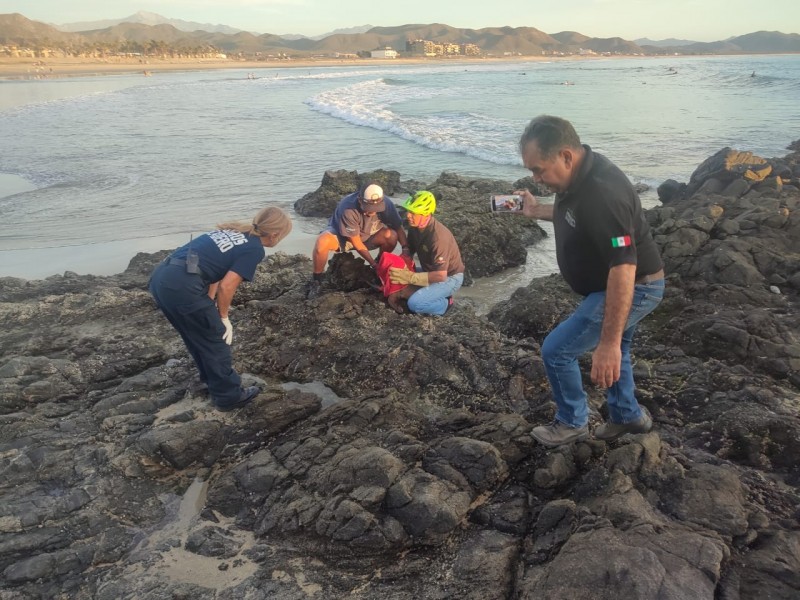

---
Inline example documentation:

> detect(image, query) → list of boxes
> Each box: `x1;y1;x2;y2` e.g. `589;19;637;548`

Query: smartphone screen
490;194;523;212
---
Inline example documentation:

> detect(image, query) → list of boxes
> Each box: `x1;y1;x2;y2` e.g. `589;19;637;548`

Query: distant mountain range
1;12;799;56
56;11;375;41
634;37;698;47
55;10;245;35
308;24;374;41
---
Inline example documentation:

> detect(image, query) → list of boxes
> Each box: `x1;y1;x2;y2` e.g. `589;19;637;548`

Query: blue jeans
408;273;464;316
541;280;664;428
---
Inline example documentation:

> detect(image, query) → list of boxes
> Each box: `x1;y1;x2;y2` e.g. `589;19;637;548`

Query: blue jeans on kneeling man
408;272;464;316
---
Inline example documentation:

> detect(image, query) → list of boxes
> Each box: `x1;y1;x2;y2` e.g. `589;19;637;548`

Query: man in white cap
308;182;409;298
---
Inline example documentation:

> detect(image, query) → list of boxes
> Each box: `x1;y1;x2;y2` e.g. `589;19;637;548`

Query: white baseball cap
359;183;386;211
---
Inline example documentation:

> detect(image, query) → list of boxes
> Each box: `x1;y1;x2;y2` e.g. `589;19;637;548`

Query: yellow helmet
403;191;436;216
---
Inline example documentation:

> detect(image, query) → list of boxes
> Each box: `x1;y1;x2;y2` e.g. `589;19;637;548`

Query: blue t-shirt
171;230;264;283
328;192;403;239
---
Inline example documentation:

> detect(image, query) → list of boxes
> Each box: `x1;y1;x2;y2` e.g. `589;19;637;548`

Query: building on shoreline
370;47;398;59
406;39;482;57
1;42;224;61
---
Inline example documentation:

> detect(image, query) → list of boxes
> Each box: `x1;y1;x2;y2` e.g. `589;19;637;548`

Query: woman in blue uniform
149;207;292;411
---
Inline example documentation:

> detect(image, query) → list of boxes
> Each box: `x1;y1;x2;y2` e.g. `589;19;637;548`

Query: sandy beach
0;54;580;80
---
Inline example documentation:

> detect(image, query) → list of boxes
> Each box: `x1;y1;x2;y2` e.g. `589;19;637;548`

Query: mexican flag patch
611;236;632;248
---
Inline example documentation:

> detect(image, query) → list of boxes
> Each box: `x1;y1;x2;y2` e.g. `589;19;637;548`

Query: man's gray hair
519;115;582;158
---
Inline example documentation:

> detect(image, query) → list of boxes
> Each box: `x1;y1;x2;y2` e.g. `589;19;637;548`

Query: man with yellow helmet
388;191;465;316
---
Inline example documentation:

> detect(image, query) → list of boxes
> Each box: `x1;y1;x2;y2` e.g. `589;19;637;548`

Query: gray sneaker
530;420;589;447
594;407;653;441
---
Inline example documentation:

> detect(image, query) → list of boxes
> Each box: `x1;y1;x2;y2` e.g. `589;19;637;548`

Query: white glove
221;317;233;345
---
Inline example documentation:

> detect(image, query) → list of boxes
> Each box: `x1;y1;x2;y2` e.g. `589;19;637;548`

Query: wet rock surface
1;143;799;599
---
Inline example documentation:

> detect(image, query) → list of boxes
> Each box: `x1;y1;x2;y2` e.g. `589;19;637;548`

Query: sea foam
305;78;523;166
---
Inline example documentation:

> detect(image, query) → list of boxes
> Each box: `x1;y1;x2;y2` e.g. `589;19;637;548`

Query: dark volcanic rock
185;526;242;558
657;178;686;204
687;147;773;197
661;140;800;205
1;141;799;599
293;168;403;217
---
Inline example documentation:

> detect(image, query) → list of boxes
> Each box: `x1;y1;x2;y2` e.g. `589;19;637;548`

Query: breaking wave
305;79;522;166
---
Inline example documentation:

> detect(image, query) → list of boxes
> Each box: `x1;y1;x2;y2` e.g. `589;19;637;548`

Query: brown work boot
594;407;653;441
530;420;589;447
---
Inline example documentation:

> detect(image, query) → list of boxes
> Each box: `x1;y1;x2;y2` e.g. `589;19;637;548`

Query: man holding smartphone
515;115;665;447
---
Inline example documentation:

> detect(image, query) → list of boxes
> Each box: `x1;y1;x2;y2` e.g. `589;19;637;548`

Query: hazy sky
2;0;798;41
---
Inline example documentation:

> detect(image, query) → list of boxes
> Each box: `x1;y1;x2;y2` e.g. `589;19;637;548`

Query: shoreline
0;54;607;80
3;53;795;80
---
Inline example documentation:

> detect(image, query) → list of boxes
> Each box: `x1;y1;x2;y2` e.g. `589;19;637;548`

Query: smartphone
490;194;524;213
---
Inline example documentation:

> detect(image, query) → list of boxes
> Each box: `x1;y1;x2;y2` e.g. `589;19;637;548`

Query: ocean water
1;54;799;287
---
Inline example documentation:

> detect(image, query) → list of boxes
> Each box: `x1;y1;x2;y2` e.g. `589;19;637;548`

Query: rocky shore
1;142;798;599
